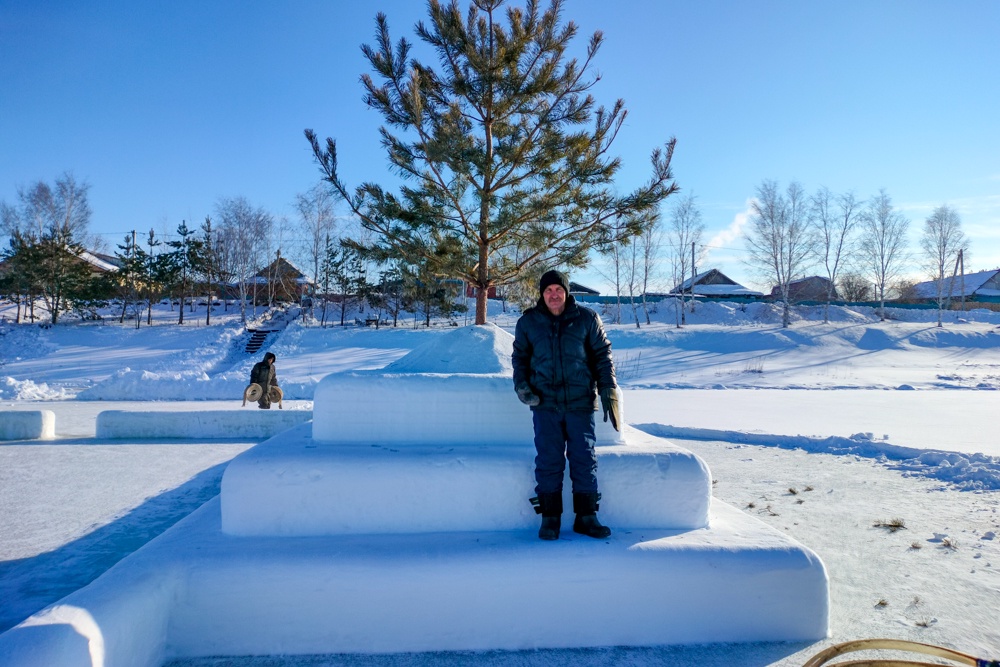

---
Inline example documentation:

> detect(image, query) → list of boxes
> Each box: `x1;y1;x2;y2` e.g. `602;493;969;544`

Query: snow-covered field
1;299;999;665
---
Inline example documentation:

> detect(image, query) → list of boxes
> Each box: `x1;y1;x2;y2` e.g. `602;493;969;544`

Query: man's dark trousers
532;409;598;495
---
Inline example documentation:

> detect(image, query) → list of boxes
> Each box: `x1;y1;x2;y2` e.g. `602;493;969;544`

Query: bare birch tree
920;204;967;327
216;196;273;324
665;195;704;326
597;219;626;325
295;184;337;321
637;215;665;325
621;235;643;328
743;180;815;327
858;189;909;322
812;187;861;322
0;173;96;323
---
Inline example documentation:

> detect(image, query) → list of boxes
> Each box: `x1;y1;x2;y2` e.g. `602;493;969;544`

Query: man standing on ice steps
512;269;621;541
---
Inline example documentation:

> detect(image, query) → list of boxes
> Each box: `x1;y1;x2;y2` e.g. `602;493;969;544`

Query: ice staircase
0;324;829;665
243;328;274;354
243;306;301;354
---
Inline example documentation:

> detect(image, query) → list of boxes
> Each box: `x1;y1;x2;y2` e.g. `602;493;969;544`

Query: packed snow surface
1;298;999;664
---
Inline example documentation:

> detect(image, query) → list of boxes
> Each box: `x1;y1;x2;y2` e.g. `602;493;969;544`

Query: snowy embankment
636;423;1000;491
78;369;320;402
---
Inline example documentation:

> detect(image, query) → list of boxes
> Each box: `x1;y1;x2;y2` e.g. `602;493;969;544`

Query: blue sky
2;1;998;293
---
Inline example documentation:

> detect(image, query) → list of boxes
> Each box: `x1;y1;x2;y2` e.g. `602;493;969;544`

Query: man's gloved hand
515;383;540;407
600;387;621;431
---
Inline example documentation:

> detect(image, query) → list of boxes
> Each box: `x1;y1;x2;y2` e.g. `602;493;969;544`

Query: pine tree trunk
475;229;490;325
476;287;487;325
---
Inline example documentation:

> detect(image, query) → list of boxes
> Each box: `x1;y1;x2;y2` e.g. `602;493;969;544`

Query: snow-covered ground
1;298;999;665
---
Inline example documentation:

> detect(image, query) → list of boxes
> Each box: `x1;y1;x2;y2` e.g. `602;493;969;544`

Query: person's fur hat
539;270;570;297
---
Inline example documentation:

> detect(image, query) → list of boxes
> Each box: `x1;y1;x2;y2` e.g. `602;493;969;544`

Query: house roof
770;275;837;298
569;281;600;295
0;248;119;275
694;284;764;297
78;250;119;272
913;269;1000;299
671;269;763;297
254;257;309;280
788;275;832;286
673;269;732;291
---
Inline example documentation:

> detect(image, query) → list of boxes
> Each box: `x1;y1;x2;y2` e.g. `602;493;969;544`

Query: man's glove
600;387;621;431
515;383;540;407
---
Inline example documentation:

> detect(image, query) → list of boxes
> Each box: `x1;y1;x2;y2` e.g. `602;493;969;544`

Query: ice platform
0;324;829;664
0;409;55;440
222;423;711;536
95;409;312;440
0;492;828;666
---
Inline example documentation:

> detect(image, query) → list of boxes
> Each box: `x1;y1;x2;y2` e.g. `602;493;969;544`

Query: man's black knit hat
539;270;570;297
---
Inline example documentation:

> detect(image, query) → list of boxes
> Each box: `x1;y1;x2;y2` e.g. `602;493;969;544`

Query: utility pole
945;248;966;312
132;230;139;329
958;249;965;312
690;241;696;312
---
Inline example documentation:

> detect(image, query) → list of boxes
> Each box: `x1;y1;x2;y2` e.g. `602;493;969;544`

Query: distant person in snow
512;270;620;541
250;352;279;409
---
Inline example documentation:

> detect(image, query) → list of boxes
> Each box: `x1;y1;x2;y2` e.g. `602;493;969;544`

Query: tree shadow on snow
0;461;229;633
162;641;812;667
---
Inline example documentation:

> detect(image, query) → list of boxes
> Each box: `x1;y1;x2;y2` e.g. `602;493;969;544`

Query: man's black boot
531;492;562;541
573;492;611;539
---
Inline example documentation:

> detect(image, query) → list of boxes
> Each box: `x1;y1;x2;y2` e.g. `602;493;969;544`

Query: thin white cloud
699;200;761;287
705;199;754;251
899;194;1000;221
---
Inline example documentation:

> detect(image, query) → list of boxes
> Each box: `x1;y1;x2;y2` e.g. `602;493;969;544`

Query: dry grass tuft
873;517;907;533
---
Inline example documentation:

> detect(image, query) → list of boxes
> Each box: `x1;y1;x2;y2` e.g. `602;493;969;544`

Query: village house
770;276;838;302
669;269;763;300
245;256;312;305
913;268;1000;305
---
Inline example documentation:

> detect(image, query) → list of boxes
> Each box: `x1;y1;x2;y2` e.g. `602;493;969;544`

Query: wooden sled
802;638;999;667
242;383;283;409
242;383;263;406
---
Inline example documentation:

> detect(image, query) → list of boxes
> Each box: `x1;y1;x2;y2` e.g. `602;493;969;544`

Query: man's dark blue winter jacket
512;295;616;412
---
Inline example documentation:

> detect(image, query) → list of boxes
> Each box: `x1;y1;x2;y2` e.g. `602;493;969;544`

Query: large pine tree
307;0;678;324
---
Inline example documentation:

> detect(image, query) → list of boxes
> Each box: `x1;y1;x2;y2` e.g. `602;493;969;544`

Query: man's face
543;284;567;316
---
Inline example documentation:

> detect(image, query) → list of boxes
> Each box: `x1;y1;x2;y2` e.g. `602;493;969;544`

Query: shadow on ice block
0;324;829;665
